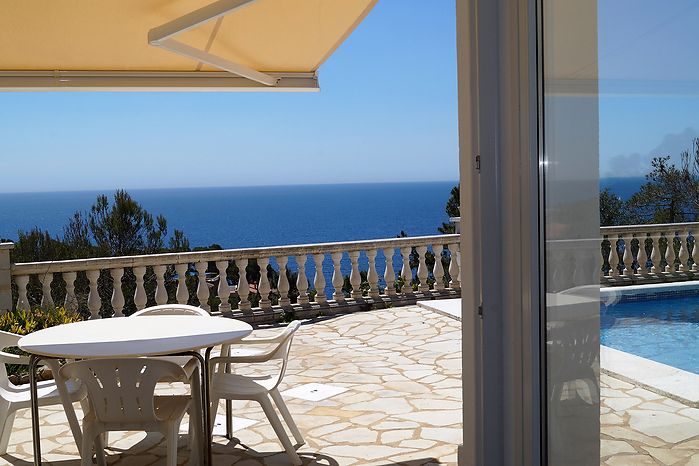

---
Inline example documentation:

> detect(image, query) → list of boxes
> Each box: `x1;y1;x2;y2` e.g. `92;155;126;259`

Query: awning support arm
148;0;278;87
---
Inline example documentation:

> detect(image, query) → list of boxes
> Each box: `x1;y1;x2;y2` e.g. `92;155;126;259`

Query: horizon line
0;179;460;196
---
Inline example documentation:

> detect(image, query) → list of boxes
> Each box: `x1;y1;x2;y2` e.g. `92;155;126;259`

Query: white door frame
456;0;543;464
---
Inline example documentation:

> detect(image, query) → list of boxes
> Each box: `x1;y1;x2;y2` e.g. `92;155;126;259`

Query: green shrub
0;307;82;336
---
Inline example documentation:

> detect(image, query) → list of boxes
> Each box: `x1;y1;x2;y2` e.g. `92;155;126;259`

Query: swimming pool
601;288;699;375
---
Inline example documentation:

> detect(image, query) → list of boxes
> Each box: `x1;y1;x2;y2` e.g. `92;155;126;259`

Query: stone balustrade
601;222;699;285
0;235;461;323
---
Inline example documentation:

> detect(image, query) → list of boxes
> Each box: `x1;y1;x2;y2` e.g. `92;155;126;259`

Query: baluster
621;234;633;276
40;273;53;308
276;256;291;307
638;234;651;276
609;236;621;277
237;259;251;312
195;262;210;311
383;247;397;296
679;230;690;273
154;265;168;305
416;245;430;292
600;238;607;280
691;234;698;272
63;271;78;311
133;267;148;312
15;275;30;310
111;268;125;317
650;233;662;274
664;231;677;274
349;250;362;299
216;260;231;313
448;243;461;288
331;252;344;301
313;254;327;304
366;249;380;299
86;269;101;319
257;257;272;310
433;244;446;291
175;263;189;304
400;247;413;294
296;255;309;305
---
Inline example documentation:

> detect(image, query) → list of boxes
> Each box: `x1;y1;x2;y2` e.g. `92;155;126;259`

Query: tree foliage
602;138;699;226
11;190;190;263
438;185;460;234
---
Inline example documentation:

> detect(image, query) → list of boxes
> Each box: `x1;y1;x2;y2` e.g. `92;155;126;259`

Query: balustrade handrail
11;234;459;275
601;221;699;235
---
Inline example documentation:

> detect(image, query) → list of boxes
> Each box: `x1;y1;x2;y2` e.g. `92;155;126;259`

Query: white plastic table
19;315;252;466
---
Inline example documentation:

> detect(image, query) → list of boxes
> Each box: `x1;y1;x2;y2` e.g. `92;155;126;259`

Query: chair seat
210;372;278;397
228;347;267;358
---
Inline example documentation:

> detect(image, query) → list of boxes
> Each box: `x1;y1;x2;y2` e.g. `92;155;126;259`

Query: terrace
0;305;694;465
0;222;698;464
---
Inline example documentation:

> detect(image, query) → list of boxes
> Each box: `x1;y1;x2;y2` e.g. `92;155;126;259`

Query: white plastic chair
0;330;87;455
209;321;304;466
131;304;208;464
131;304;209;379
60;358;191;466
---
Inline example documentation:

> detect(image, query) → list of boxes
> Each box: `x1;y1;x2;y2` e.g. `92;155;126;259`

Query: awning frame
0;71;318;92
148;0;279;86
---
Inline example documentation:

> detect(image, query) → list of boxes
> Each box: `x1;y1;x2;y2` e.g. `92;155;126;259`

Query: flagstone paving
0;307;462;466
601;373;699;465
0;305;696;465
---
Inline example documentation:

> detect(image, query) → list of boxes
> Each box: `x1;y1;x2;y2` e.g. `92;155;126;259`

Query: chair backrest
268;321;302;389
0;331;21;388
131;304;209;317
60;358;186;424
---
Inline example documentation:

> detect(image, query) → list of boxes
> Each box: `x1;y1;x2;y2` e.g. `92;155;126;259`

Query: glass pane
542;0;600;464
544;0;699;464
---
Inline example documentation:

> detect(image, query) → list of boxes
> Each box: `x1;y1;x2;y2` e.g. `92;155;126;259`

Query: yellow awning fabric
0;0;377;91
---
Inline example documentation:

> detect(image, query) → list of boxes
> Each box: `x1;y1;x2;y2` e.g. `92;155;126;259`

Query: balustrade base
602;272;698;287
219;289;462;324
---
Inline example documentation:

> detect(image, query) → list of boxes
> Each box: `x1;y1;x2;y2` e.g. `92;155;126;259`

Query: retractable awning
0;0;377;91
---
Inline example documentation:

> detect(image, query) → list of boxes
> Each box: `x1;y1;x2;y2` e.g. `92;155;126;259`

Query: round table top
18;315;253;359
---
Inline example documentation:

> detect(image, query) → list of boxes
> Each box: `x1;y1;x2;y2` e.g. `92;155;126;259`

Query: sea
0;178;643;247
599;176;645;200
0;182;458;248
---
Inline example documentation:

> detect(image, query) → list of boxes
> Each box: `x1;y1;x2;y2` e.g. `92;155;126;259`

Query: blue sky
598;0;699;178
0;1;458;193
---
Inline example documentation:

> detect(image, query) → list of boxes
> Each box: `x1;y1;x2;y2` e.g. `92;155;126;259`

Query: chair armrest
0;351;31;365
236;335;286;345
210;350;276;366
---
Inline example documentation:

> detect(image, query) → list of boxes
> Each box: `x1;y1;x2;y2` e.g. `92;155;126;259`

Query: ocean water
599;176;645;200
0;182;457;249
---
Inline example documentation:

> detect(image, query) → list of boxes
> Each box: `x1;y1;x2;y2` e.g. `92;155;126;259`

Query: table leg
203;347;213;466
225;400;233;440
29;355;42;466
183;350;211;466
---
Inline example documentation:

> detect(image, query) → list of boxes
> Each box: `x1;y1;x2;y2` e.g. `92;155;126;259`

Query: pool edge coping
600;345;699;408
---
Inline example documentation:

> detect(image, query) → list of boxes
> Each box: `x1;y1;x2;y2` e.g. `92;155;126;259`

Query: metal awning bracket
148;0;278;87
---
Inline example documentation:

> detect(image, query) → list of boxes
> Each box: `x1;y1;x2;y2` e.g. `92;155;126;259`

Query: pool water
601;295;699;374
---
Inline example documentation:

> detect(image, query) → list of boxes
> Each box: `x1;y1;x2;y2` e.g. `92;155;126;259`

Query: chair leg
80;426;96;466
0;403;16;455
270;389;304;445
258;396;302;466
166;423;179;466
